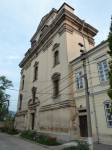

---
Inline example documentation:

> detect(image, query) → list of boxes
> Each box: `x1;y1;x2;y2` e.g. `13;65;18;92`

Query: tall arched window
35;67;38;80
51;72;60;97
22;80;24;90
55;51;59;65
19;94;23;110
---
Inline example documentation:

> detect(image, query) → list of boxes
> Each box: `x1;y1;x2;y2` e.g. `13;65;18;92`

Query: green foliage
0;76;13;119
20;130;61;146
107;16;112;115
63;141;90;150
1;125;18;135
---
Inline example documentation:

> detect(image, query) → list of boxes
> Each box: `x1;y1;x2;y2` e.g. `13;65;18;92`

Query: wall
71;41;112;145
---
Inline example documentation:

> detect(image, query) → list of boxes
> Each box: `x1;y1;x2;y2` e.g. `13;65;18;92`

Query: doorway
32;113;35;130
79;115;88;137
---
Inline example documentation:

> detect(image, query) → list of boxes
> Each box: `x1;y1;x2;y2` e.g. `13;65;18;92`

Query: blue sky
0;0;112;112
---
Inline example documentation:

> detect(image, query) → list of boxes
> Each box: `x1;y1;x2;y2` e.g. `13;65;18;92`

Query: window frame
51;72;60;98
97;59;109;83
54;80;59;96
34;66;38;81
55;51;59;66
33;61;39;82
76;71;83;90
19;94;23;111
22;79;24;90
104;102;112;128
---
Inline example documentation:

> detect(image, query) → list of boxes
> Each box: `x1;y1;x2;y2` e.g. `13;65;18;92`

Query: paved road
0;132;50;150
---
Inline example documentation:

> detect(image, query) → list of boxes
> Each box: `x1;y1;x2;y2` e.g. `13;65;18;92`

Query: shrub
1;125;9;132
1;125;18;135
63;141;90;150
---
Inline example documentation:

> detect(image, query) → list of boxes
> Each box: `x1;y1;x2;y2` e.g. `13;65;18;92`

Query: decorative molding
39;100;75;112
74;88;109;100
20;70;23;75
25;61;31;70
31;86;37;92
88;37;95;46
93;52;108;63
58;23;74;36
73;65;83;73
33;61;39;67
51;72;60;81
22;75;25;79
103;100;111;104
28;99;40;107
52;43;60;51
15;110;28;117
42;39;53;52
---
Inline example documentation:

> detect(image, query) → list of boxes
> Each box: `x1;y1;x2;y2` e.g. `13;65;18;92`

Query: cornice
19;8;98;68
39;100;75;112
30;8;57;42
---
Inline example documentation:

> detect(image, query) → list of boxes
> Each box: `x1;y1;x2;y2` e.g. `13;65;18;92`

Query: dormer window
41;25;48;36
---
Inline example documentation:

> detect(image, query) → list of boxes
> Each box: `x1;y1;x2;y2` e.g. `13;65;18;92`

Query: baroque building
15;3;98;141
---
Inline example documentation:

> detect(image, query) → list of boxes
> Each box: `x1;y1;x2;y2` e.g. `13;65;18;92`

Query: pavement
0;132;50;150
0;132;112;150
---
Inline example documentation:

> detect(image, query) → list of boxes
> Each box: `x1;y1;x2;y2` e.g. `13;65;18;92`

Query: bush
1;125;18;135
20;130;61;146
63;141;90;150
1;125;9;132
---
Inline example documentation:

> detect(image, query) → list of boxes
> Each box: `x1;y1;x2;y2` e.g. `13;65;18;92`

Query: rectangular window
104;102;112;127
98;60;109;83
76;71;83;90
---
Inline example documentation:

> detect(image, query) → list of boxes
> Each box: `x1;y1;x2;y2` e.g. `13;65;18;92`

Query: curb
19;136;59;150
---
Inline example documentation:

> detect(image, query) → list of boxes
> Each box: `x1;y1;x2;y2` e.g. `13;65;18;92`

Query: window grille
76;71;83;90
98;60;109;82
104;102;112;127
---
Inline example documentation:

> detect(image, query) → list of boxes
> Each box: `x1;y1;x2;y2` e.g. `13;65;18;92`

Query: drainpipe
81;20;99;143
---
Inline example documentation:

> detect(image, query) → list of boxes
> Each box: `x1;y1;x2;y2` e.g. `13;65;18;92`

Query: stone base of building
37;131;79;142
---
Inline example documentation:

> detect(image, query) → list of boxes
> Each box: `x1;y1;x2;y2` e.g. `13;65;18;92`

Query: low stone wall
0;122;14;128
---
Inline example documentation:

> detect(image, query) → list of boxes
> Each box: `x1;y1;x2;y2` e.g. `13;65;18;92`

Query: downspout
81;21;99;143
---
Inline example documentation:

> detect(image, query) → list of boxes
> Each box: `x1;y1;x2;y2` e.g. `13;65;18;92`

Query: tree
0;76;13;120
107;16;112;115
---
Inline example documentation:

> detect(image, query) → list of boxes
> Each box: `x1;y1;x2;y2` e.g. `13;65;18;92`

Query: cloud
6;55;20;59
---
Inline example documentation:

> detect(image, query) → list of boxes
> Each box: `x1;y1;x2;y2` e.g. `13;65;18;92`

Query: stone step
77;137;88;143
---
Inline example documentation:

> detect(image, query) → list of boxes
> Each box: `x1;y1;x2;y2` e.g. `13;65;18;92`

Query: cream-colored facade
70;40;112;145
15;3;100;142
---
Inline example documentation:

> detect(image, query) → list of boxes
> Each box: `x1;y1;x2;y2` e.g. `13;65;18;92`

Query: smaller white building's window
76;71;83;90
104;102;112;127
98;60;109;83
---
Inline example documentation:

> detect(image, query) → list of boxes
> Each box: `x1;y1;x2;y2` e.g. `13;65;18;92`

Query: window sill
76;88;84;93
52;94;60;99
52;62;60;68
100;81;109;86
33;79;38;82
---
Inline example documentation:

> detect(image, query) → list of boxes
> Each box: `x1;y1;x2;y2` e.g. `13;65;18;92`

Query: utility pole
80;50;93;150
6;100;9;125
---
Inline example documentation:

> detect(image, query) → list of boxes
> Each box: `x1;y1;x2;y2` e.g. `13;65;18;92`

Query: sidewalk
51;142;112;150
